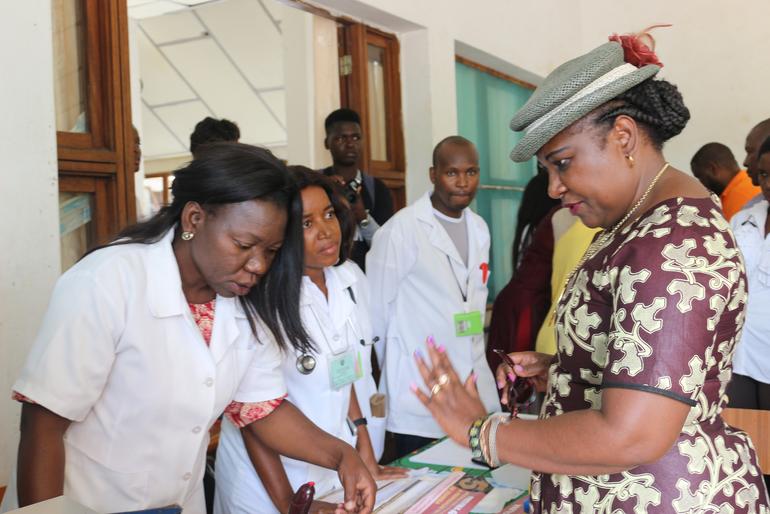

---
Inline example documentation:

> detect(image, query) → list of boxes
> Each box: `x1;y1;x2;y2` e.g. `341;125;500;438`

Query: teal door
455;61;536;299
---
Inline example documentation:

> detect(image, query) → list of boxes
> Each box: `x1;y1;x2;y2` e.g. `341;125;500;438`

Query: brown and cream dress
532;196;770;513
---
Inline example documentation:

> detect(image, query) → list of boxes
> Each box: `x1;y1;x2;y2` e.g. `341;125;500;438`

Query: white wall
311;0;770;197
577;1;770;171
0;0;60;488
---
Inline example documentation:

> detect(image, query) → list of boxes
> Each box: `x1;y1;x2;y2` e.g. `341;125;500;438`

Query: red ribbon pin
480;262;489;284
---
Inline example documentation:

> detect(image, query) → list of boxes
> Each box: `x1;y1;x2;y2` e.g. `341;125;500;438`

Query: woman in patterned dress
412;33;770;513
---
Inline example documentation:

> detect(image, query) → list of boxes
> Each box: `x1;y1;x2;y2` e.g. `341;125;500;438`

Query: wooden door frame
55;0;135;244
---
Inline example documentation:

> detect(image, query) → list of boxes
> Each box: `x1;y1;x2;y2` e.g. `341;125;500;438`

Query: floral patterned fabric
188;300;285;427
533;196;770;513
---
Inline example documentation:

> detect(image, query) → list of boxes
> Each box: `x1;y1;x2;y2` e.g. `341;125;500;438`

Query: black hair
432;135;476;167
288;166;355;265
324;108;361;134
89;143;310;353
758;136;770;160
690;142;739;172
512;165;560;269
591;78;690;149
190;117;241;156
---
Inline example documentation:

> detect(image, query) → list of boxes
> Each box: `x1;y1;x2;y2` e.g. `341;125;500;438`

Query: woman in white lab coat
215;168;405;514
5;145;375;514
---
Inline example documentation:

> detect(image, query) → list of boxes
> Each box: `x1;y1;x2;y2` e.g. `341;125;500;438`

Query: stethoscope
295;287;380;375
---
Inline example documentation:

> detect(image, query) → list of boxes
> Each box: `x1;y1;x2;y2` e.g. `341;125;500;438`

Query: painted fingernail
508;372;516;382
497;379;505;389
437;344;446;353
427;335;436;348
471;372;478;384
414;349;424;360
410;382;418;392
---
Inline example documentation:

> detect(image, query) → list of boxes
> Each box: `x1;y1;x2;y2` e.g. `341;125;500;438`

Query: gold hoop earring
626;154;635;167
181;231;194;241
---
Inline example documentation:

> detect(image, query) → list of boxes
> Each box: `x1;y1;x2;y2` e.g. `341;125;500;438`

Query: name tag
328;350;364;390
454;310;483;337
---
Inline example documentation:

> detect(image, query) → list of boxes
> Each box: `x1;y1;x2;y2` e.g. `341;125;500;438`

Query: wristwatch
348;417;368;434
359;210;371;228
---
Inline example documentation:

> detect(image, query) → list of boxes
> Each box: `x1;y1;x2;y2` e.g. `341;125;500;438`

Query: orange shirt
721;170;761;220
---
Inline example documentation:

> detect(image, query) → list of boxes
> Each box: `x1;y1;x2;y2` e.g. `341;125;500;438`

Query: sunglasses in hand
493;349;535;418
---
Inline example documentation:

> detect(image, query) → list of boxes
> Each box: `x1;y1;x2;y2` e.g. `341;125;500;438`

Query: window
338;22;405;209
52;0;135;270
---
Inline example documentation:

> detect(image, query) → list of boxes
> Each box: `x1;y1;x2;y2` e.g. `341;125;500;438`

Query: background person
743;118;770;187
413;34;769;512
728;136;770;413
511;164;560;269
321;108;394;272
3;144;375;514
486;207;558;371
367;136;500;458
214;168;404;514
690;142;759;220
190;117;241;158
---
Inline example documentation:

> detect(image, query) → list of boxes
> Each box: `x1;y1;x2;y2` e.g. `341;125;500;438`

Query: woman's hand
412;337;487;446
495;351;552;403
355;427;408;481
336;446;377;513
359;447;408;481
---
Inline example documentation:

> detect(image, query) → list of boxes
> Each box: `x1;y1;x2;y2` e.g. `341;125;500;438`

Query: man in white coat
366;136;500;457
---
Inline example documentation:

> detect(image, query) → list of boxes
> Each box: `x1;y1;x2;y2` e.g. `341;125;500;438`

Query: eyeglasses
493;349;535;418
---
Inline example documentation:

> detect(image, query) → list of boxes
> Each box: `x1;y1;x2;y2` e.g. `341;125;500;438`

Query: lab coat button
183;472;192;480
192;426;202;434
204;377;214;387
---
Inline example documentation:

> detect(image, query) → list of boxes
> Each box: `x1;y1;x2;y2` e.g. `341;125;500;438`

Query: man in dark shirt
321;108;394;271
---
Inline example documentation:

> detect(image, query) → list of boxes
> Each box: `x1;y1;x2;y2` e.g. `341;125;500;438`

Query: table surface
389;438;529;513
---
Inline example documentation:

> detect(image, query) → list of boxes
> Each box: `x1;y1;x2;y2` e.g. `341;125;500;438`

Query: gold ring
430;383;442;397
437;374;450;386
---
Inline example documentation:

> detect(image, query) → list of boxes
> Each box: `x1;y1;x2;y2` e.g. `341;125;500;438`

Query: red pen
480;262;489;284
288;482;315;514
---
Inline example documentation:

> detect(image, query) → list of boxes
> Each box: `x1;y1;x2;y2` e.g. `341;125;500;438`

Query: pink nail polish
471;372;478;383
508;372;516;382
410;382;418;392
427;335;435;348
497;380;505;389
438;344;446;353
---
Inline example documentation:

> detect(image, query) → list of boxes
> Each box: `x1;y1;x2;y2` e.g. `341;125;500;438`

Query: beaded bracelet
468;414;491;464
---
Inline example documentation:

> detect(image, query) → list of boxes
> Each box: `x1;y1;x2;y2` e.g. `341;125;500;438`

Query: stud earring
626;154;635;167
181;231;194;241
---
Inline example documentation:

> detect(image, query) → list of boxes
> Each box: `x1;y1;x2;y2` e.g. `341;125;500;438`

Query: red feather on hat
609;24;671;68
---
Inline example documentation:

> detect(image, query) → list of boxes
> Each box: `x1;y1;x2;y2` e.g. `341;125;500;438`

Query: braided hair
592;78;690;149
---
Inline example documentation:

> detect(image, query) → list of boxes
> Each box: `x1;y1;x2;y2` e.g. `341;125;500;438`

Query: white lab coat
214;261;383;514
2;229;285;514
731;199;770;383
366;191;500;439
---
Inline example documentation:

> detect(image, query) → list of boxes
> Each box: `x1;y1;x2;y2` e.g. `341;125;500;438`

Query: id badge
328;350;364;390
454;310;483;337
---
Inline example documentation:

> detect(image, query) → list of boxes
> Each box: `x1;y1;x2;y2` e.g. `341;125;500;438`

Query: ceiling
131;0;288;160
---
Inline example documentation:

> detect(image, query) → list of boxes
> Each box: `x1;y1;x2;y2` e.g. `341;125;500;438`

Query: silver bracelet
487;413;507;468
